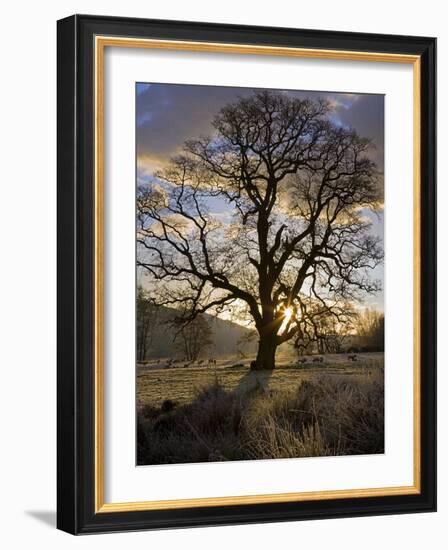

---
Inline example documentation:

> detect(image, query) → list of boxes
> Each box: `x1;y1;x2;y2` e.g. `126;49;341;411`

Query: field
137;353;383;407
137;353;384;465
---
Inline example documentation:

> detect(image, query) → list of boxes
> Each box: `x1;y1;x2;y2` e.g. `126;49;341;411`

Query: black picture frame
57;14;436;534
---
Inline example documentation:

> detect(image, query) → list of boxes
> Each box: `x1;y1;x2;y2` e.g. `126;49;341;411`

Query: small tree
294;300;356;355
172;315;213;361
319;317;354;354
355;308;384;351
136;286;159;361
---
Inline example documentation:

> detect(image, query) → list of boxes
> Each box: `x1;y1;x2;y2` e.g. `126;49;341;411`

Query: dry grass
137;358;384;465
137;353;383;406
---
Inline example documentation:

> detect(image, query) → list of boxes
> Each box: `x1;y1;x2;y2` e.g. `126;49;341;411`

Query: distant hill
145;306;257;359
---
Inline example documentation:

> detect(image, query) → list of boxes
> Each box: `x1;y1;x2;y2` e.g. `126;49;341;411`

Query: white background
0;1;444;548
105;48;414;502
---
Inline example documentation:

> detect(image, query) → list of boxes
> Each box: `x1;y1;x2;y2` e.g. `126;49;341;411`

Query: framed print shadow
57;14;436;534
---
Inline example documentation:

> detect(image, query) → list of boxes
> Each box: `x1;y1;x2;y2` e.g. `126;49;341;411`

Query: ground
137;352;384;464
137;352;384;408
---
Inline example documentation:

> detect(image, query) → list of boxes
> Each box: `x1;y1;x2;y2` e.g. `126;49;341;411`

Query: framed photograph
57;14;436;534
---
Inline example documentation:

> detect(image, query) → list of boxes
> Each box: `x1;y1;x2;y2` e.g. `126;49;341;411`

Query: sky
136;83;384;312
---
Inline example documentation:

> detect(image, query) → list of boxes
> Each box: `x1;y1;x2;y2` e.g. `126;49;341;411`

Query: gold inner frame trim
94;35;421;513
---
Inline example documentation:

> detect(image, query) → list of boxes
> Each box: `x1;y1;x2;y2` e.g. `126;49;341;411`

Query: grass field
137;353;384;408
137;353;384;465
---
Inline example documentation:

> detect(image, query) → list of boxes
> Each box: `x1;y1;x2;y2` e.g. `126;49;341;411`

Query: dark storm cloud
136;84;252;160
333;94;384;170
136;83;384;173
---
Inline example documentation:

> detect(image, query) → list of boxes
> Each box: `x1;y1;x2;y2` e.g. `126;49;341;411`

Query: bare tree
171;315;213;362
137;91;383;369
355;308;384;351
294;301;356;355
136;285;159;361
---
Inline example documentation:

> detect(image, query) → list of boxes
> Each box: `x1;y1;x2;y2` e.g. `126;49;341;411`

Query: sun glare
283;307;293;321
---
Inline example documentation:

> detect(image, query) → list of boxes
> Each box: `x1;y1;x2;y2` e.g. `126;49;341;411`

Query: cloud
137;153;172;181
137;84;384;176
331;93;384;169
136;83;151;95
136;84;251;162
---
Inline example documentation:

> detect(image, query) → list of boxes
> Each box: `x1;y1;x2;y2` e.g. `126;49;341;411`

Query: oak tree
137;91;383;369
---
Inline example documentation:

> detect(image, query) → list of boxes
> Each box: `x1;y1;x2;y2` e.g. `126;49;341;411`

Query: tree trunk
252;334;277;370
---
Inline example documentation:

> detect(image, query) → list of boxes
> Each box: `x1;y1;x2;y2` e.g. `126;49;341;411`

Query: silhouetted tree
294;301;356;355
355;308;384;351
172;315;213;361
136;285;158;361
137;91;383;369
